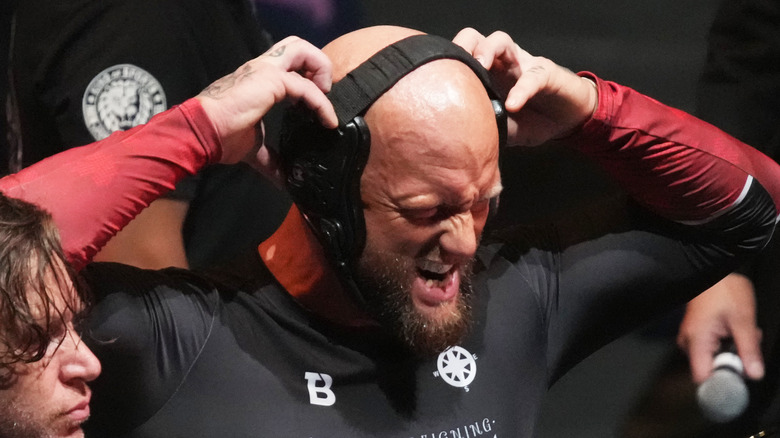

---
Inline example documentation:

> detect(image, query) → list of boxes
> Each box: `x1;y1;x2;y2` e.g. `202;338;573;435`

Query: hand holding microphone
696;339;749;423
677;274;765;423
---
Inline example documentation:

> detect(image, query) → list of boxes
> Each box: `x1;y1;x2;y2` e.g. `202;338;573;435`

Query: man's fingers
687;336;720;384
252;146;285;189
263;36;334;93
452;27;487;66
285;41;334;93
724;274;764;380
197;35;338;167
733;326;765;380
503;66;546;112
246;36;337;127
261;37;337;127
454;30;541;112
479;31;517;60
282;72;338;128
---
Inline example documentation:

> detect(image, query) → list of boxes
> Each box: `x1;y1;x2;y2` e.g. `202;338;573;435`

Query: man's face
0;268;101;438
357;63;501;356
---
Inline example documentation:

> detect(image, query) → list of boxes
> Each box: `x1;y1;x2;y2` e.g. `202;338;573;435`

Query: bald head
323;28;503;354
322;25;499;161
321;26;500;192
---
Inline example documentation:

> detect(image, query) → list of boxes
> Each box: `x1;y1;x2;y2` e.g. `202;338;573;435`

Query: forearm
0;99;222;271
570;74;780;227
93;198;191;269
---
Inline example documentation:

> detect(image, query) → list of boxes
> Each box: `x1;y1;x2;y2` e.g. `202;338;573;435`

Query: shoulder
84;261;220;298
83;263;222;350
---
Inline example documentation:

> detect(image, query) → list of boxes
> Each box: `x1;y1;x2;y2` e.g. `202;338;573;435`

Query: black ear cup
279;109;371;269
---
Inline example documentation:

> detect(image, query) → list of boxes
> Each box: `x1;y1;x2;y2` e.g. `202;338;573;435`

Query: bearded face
354;244;475;357
351;55;501;357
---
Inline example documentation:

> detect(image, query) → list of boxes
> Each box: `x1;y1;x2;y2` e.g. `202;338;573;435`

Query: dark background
362;0;719;113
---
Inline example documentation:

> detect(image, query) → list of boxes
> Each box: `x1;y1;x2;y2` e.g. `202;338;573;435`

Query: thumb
248;145;285;190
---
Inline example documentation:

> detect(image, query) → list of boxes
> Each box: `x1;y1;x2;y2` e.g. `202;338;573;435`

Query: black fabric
81;179;776;437
0;0;18;177
7;0;290;269
8;0;263;167
329;34;501;127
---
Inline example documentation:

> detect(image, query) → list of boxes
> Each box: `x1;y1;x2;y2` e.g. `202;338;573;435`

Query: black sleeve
81;263;218;436
491;179;776;384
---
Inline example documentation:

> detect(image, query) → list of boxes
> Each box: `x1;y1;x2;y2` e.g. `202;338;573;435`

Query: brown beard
0;400;74;438
353;247;474;357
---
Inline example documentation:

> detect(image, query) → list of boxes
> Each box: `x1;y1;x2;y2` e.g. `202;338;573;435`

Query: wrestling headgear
279;33;507;304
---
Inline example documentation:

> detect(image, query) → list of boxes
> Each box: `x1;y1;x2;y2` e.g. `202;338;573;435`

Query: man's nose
59;333;102;383
439;211;478;259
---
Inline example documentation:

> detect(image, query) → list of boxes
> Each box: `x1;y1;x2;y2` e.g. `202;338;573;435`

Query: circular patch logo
82;64;167;140
436;346;477;388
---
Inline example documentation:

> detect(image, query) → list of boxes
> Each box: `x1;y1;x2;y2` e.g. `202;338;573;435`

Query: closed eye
402;207;439;223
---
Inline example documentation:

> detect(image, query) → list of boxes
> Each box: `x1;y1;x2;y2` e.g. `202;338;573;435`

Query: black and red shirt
2;76;779;436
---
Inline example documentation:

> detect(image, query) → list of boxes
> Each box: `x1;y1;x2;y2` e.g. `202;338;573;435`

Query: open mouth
416;259;454;288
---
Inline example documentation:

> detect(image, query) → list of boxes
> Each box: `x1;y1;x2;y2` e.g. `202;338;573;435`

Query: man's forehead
26;256;79;321
370;59;490;112
364;59;499;157
363;77;502;199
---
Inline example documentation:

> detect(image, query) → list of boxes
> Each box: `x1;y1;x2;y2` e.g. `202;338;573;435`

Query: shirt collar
258;205;376;327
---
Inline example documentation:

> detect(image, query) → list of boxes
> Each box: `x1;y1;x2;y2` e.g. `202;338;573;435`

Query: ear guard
279;33;507;301
280;111;370;273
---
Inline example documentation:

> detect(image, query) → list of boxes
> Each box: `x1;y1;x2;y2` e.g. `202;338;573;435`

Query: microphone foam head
696;368;749;423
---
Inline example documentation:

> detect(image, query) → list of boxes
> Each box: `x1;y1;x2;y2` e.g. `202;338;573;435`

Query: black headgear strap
330;34;507;146
281;33;506;309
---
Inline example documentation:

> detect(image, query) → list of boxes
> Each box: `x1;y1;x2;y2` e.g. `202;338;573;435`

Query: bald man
30;26;780;437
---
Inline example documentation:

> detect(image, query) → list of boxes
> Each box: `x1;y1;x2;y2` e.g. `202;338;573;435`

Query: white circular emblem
82;64;167;140
436;346;477;388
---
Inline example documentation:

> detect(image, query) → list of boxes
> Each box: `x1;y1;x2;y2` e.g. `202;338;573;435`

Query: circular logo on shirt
437;346;477;388
82;64;167;140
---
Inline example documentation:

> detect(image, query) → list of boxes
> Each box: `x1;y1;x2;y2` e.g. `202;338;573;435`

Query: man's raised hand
453;28;598;147
197;36;338;166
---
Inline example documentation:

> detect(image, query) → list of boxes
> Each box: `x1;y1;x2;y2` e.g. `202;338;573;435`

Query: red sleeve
572;73;780;224
0;98;222;271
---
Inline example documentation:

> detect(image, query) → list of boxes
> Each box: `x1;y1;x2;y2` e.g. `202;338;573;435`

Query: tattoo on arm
200;63;255;99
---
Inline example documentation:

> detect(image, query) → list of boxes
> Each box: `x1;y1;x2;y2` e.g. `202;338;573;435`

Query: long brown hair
0;193;87;386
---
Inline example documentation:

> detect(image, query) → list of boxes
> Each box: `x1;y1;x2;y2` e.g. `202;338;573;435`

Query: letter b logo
305;372;336;406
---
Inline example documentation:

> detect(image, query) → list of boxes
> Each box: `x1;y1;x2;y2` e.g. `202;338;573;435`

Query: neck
258;206;376;327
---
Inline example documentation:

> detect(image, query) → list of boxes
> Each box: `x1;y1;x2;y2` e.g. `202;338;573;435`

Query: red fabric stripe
0;98;221;270
574;74;780;222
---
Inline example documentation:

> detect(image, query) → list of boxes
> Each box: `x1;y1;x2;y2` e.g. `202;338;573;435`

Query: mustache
354;248;476;356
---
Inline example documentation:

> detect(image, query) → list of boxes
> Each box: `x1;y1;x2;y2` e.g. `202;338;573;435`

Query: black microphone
696;339;749;423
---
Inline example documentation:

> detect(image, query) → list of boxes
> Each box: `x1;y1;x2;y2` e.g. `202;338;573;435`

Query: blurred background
362;0;718;113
